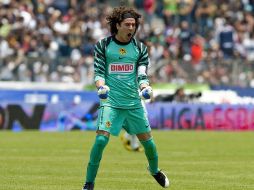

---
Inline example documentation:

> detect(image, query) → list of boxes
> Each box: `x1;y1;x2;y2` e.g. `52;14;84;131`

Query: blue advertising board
1;89;254;131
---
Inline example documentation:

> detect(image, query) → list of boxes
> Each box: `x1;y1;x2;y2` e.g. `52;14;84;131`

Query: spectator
154;87;202;103
162;0;179;27
178;0;195;25
243;31;254;62
0;0;254;87
190;34;204;69
178;20;194;57
217;17;237;59
195;0;216;37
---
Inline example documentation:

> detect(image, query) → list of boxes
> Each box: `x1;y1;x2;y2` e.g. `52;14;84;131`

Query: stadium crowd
1;0;254;87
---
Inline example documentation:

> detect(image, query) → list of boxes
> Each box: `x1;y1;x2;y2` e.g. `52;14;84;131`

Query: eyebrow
123;21;136;24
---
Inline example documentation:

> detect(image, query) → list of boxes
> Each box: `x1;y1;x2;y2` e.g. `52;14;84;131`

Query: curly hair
106;6;141;35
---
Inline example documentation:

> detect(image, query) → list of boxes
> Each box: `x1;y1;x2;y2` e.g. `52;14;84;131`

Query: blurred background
1;0;254;131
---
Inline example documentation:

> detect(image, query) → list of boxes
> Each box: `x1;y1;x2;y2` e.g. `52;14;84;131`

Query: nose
129;24;135;30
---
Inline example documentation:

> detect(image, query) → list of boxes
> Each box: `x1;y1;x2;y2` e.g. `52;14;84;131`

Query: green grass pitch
0;130;254;190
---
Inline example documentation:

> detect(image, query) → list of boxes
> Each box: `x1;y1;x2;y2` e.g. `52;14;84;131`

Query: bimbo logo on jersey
109;63;134;74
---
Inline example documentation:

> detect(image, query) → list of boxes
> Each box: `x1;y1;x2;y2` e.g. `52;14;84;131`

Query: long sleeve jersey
94;36;149;109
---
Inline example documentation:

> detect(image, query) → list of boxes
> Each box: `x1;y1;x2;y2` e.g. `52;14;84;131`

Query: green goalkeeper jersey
94;36;149;109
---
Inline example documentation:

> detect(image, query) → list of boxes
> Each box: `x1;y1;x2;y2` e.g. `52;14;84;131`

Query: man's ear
116;23;120;30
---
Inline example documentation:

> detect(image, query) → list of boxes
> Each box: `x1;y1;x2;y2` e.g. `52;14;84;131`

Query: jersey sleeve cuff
139;80;149;86
94;76;105;82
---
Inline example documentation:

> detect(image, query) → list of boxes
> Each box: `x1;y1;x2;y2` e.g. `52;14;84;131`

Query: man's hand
97;85;110;99
140;86;153;100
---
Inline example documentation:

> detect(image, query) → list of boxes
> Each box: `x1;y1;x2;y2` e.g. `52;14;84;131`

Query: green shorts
97;106;151;136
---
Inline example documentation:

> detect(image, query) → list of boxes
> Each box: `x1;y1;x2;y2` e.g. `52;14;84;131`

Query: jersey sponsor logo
109;63;134;74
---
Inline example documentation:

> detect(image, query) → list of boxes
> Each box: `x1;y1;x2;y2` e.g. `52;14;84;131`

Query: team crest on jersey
119;48;126;55
109;63;134;74
105;121;111;128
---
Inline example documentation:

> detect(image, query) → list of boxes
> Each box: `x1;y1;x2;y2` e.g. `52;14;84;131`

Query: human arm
137;43;153;100
94;39;110;99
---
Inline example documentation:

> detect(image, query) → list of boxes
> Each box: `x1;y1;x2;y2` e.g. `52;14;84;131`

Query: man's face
116;18;136;42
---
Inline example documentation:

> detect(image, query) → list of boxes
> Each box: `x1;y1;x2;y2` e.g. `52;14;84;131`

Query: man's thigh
97;106;125;136
123;107;151;135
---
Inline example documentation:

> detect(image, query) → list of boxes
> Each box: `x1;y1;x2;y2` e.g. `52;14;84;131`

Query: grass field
0;130;254;190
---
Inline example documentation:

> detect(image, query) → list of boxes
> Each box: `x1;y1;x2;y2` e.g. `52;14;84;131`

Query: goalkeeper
82;6;169;190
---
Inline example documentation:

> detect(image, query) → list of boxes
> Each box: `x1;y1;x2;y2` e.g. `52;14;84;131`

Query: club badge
105;121;111;128
119;48;126;55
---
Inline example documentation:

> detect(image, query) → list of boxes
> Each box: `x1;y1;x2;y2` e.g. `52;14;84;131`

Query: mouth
127;33;132;37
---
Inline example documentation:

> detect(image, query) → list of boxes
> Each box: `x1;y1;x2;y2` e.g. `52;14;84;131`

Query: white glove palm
140;86;153;100
97;85;110;99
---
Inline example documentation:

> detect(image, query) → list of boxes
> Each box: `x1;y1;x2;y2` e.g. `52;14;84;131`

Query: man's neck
113;35;131;45
115;34;129;43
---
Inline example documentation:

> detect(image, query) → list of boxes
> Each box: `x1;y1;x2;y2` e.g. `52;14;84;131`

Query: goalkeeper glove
140;86;153;100
97;85;110;99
